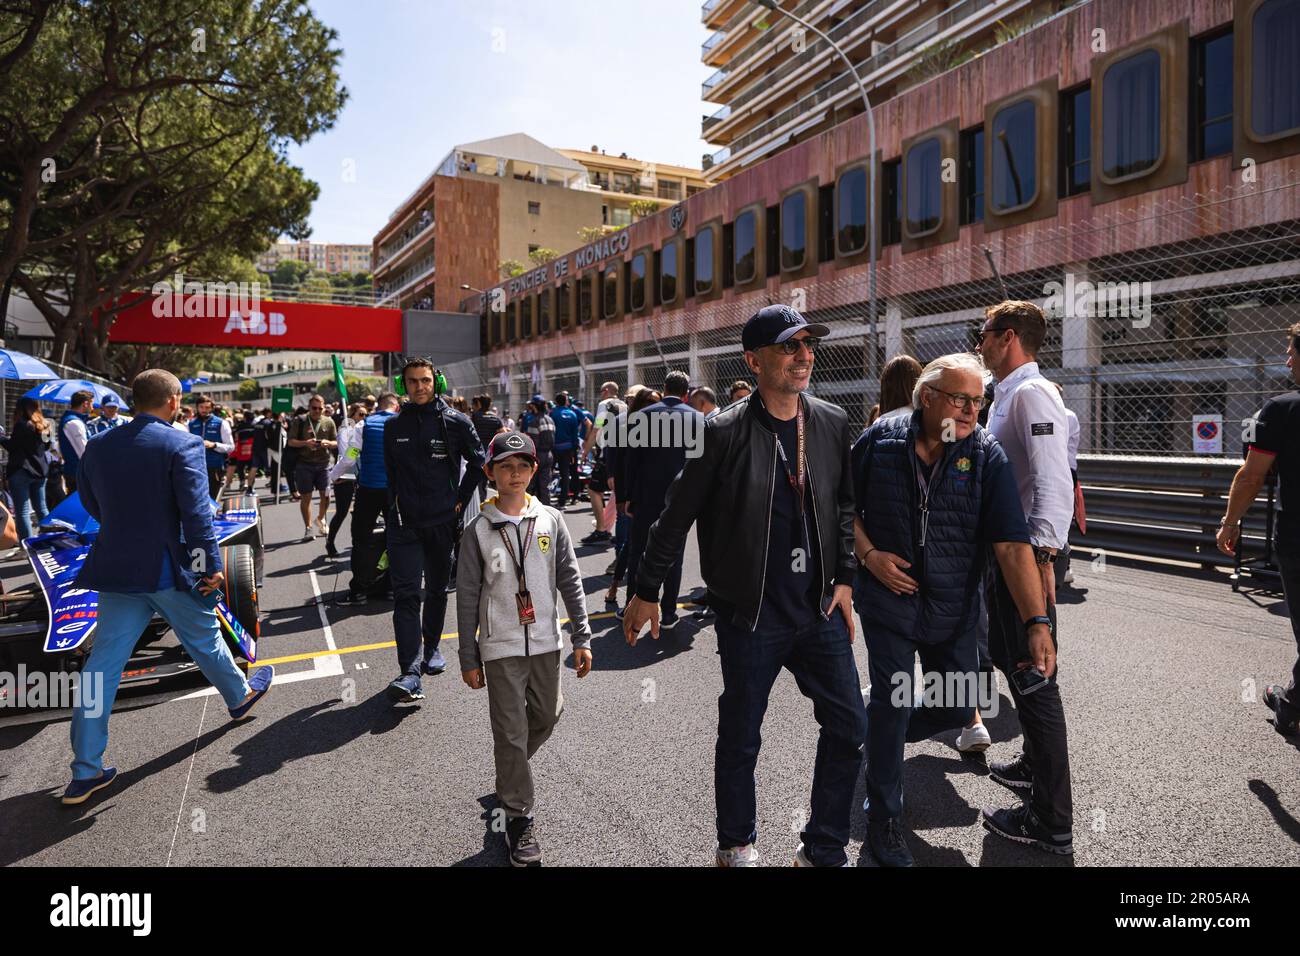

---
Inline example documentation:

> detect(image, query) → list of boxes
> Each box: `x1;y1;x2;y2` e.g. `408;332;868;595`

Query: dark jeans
328;479;355;546
46;463;67;509
387;519;456;678
282;449;299;494
714;611;868;866
205;466;224;501
554;448;577;504
625;509;682;617
348;486;388;596
987;564;1073;831
612;510;632;579
529;453;553;507
1274;535;1300;722
858;575;978;821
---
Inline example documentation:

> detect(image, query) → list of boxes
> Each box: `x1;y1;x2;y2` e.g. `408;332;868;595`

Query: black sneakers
334;591;368;607
989;753;1034;798
506;816;542;867
582;529;612;545
981;804;1074;855
867;818;914;867
1264;685;1300;736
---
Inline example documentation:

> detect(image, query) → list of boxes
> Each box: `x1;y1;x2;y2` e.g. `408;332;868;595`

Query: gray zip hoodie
456;494;592;671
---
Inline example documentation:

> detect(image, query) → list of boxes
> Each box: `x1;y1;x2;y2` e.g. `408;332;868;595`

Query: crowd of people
35;303;1300;868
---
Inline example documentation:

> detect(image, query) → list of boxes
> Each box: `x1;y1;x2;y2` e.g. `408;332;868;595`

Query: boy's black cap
741;304;829;352
487;431;537;464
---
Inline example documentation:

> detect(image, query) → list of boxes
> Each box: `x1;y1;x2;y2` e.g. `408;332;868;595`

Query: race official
58;390;93;495
189;393;234;501
382;359;485;703
976;300;1075;854
623;305;867;868
86;398;129;439
62;369;272;806
1218;321;1300;737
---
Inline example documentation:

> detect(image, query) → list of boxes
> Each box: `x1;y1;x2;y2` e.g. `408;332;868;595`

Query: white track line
177;569;343;700
166;696;208;866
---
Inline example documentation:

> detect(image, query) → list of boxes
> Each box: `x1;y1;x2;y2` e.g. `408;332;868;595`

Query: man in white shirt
580;381;625;545
975;300;1075;855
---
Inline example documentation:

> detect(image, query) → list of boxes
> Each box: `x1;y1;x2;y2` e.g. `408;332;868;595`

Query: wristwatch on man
1033;546;1057;566
1023;614;1053;634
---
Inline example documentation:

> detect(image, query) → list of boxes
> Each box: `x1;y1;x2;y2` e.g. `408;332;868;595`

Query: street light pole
753;0;878;379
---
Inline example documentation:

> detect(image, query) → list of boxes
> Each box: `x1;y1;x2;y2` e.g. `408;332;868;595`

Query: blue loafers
62;767;118;806
229;665;275;721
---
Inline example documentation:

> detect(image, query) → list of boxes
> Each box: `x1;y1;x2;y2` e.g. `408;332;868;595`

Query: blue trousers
714;611;868;866
9;469;48;540
70;589;250;781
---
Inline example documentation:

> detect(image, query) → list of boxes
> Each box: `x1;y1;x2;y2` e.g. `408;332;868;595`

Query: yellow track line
255;603;699;668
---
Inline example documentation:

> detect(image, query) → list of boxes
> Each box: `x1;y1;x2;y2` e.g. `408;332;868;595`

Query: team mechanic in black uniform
1218;321;1300;737
383;358;486;703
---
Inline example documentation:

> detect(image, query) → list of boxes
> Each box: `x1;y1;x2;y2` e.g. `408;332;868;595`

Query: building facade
461;0;1300;459
257;241;373;275
200;350;381;403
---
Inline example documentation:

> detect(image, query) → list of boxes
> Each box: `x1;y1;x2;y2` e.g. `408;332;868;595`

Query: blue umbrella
0;348;57;381
23;378;127;409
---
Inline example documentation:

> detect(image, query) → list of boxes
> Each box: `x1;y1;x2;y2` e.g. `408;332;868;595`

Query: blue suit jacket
76;414;221;593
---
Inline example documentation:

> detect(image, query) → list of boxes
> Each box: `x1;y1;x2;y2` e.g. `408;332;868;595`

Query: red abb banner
107;293;403;352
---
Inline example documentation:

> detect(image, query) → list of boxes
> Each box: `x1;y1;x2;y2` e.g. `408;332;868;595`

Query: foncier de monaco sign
505;228;631;298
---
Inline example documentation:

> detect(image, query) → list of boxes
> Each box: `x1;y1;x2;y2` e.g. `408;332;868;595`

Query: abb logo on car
222;311;286;336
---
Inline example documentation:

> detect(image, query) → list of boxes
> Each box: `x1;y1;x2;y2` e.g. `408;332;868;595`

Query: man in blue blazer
62;369;274;805
623;370;704;627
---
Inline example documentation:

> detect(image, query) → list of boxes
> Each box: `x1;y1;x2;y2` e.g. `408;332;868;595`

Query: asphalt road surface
2;488;1298;867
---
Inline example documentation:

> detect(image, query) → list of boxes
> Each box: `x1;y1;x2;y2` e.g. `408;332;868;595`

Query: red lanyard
497;517;536;591
764;396;806;515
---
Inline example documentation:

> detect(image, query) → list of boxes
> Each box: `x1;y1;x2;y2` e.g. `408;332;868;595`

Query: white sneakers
716;843;760;867
315;517;329;536
301;527;314;542
956;721;992;753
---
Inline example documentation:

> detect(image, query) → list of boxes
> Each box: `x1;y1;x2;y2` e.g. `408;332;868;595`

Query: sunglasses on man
770;335;821;355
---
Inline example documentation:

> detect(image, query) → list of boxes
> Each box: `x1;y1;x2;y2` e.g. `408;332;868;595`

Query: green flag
331;354;348;404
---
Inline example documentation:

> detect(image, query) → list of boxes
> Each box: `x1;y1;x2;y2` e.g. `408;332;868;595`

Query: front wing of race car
23;493;259;663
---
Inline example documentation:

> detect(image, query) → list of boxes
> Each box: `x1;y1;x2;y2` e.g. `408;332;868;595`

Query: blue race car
0;492;263;696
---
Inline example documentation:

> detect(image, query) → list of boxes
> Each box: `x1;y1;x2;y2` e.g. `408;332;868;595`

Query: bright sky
290;0;715;246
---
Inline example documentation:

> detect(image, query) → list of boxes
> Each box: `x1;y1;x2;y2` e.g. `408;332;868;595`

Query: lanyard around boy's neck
497;516;537;591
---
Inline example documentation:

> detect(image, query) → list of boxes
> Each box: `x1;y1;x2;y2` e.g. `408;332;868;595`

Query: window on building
818;183;834;262
990;101;1036;212
520;297;533;338
658;180;682;201
882;159;901;245
603;268;619;319
612;206;632;227
578;275;593;325
1251;0;1300;138
1060;84;1091;195
960;126;985;224
1192;29;1233;160
528;243;540;255
734;210;757;283
557;282;571;327
1102;48;1162;179
837;166;867;255
905;137;941;235
538;289;551;333
506;301;517;341
695;226;715;295
528;201;541;215
661;241;678;303
781;191;806;270
629;252;647;310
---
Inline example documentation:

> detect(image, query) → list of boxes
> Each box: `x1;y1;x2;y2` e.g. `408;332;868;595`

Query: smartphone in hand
192;576;221;608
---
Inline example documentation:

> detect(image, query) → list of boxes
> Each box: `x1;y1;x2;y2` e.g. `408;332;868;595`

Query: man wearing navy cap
623;304;866;867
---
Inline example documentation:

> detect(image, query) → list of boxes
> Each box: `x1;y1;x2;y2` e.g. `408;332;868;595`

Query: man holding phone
62;369;273;805
976;300;1076;854
851;353;1053;866
287;394;338;541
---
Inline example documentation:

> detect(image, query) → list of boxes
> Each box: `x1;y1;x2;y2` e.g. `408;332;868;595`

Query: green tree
271;258;313;290
499;259;526;278
236;378;260;401
528;248;559;267
577;226;605;244
629;200;658;220
0;1;348;369
316;374;383;404
298;274;333;303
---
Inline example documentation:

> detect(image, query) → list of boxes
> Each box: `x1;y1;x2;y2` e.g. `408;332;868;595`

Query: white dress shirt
328;420;363;483
987;361;1074;550
1064;407;1080;472
63;416;87;458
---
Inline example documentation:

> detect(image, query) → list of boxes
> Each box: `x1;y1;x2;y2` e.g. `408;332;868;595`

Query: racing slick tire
220;543;260;648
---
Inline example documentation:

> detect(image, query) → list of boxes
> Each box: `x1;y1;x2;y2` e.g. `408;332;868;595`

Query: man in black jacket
470;394;504;499
383;358;485;703
623;305;867;868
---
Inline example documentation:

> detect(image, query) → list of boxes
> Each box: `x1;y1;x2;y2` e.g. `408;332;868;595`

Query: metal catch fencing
456;174;1300;459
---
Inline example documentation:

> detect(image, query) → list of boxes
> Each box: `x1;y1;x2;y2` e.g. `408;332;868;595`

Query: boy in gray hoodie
457;431;593;866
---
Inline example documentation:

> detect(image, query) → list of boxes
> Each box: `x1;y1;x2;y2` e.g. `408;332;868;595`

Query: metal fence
460;175;1300;458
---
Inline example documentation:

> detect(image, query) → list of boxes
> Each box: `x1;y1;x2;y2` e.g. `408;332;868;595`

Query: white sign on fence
1192;414;1223;455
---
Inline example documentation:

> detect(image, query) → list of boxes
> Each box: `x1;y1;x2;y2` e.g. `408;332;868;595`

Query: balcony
702;30;723;59
376;254;435;307
702;104;733;137
705;0;821;98
702;67;726;98
374;210;434;273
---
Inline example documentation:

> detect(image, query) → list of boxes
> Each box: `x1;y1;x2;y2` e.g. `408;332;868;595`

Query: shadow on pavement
204;692;419;793
451;793;509;867
0;720;239;866
1250;778;1300;846
585;614;700;671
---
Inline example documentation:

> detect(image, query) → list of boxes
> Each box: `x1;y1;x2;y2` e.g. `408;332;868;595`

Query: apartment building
700;0;1090;181
370;133;706;312
257;241;373;275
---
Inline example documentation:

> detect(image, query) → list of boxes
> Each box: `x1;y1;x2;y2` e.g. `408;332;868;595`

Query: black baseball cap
487;431;537;464
741;304;829;352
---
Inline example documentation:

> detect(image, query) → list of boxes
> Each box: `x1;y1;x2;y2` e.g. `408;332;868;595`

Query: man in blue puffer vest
58;390;94;495
336;392;401;606
851;352;1053;867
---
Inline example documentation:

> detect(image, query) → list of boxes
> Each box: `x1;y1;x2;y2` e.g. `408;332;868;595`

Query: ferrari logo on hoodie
538;534;551;554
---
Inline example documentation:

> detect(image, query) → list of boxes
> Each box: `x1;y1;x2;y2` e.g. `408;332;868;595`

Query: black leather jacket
633;391;856;630
383;397;485;528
